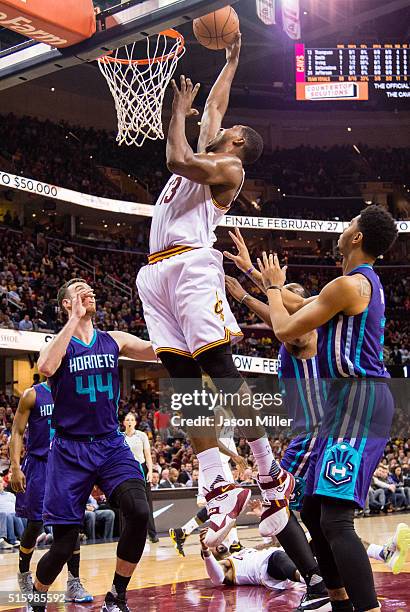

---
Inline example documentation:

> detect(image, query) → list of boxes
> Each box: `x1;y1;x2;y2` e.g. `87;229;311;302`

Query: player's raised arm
108;331;157;361
224;228;314;313
257;252;363;342
197;33;241;153
10;387;36;493
166;76;243;188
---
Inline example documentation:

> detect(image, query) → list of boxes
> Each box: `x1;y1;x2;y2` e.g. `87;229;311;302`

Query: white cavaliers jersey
149;173;244;254
229;548;294;590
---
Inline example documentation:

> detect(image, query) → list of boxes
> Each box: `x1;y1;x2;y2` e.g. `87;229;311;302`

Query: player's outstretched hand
200;528;210;552
257;252;287;290
171;75;201;118
226;32;241;64
246;498;263;518
223;228;253;273
234;454;248;477
225;276;247;302
11;467;26;493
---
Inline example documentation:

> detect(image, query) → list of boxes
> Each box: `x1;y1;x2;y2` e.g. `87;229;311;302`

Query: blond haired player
137;33;295;551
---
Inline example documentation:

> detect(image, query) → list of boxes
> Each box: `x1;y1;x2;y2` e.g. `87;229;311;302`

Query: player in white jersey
137;34;295;555
200;514;410;596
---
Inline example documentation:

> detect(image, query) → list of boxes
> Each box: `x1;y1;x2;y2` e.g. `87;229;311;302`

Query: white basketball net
98;31;185;147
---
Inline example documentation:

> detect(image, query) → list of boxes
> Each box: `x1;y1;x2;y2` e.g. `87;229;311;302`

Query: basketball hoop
98;29;185;147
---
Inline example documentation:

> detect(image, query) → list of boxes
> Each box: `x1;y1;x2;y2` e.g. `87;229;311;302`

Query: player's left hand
257;252;287;290
10;467;26;493
246;498;263;518
225;276;246;302
234;454;248;477
199;528;210;552
171;75;201;118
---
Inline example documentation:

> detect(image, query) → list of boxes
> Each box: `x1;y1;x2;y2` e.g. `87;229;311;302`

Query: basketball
193;6;240;51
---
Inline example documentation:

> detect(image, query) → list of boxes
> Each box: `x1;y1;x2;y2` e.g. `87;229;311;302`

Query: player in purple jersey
257;206;398;612
226;274;329;612
31;278;156;612
10;382;93;604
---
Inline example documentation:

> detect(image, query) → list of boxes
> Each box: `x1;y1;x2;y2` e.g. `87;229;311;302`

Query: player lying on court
136;33;331;611
200;502;410;590
10;382;92;603
30;278;156;612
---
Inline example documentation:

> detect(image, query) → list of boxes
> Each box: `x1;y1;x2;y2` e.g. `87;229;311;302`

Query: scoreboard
295;43;410;101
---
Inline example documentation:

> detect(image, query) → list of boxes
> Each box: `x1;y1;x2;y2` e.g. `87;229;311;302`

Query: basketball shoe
382;522;410;574
204;481;251;547
169;527;186;557
65;572;93;602
17;570;33;596
101;592;130;612
257;468;295;537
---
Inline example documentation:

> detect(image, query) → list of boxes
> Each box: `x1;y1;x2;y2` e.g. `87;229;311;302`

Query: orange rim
99;29;185;65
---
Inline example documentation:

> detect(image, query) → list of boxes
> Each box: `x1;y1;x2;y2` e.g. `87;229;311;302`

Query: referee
123;412;158;543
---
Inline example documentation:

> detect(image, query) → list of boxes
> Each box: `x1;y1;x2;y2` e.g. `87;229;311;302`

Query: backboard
0;0;238;91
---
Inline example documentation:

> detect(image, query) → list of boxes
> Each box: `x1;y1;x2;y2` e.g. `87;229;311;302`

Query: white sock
182;517;200;535
367;543;384;561
197;447;229;490
223;527;238;548
249;437;281;477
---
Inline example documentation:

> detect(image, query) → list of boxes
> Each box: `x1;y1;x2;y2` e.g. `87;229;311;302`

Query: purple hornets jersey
49;330;121;436
26;382;54;458
278;339;325;433
319;265;389;379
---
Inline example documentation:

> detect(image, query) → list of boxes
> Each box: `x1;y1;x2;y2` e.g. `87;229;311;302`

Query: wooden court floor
0;515;409;611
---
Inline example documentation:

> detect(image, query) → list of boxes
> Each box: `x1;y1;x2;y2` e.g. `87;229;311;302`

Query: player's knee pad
300;494;319;532
21;520;43;549
319;499;355;544
116;479;150;525
36;525;80;585
196;344;243;393
159;351;202;379
266;550;297;582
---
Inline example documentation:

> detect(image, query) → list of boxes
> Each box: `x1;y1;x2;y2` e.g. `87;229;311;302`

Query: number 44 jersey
49;329;120;437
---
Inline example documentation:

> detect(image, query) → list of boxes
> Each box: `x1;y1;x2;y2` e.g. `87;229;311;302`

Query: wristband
266;285;282;292
239;293;249;305
245;266;255;276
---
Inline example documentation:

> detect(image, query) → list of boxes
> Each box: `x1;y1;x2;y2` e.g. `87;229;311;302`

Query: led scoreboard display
295;43;410;101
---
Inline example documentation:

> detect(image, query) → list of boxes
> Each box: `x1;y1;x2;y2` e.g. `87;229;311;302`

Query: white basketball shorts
136;246;243;359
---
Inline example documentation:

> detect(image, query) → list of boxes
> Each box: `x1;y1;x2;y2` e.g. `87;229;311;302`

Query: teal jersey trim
327;320;336;378
354;309;369;377
72;329;97;348
41;382;51;392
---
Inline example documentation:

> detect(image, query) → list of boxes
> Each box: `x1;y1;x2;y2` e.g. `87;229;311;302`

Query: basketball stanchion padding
0;0;96;47
98;30;185;148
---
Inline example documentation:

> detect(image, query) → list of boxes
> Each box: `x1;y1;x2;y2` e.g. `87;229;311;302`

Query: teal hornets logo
324;443;355;486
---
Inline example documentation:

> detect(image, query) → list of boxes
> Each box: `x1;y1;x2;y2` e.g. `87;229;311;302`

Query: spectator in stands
154;407;170;442
150;471;160;490
83;494;115;541
0;445;10;474
159;468;184;489
370;465;395;512
18;314;33;331
390;466;410;509
0;476;24;546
